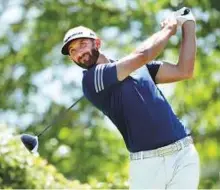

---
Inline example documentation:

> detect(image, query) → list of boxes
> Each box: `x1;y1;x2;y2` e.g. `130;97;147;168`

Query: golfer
61;7;199;189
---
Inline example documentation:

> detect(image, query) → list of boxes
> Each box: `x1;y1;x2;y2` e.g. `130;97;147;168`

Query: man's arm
116;17;177;81
155;21;196;83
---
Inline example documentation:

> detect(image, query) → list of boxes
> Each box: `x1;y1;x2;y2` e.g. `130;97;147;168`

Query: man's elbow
183;70;194;79
179;61;195;79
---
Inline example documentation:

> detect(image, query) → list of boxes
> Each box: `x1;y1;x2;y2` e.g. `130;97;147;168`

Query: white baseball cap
61;26;98;55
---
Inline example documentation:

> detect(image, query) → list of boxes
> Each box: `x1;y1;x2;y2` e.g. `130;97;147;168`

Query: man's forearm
115;18;176;81
178;22;196;77
134;27;173;63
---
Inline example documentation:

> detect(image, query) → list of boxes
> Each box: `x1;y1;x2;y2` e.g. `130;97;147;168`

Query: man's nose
75;51;84;61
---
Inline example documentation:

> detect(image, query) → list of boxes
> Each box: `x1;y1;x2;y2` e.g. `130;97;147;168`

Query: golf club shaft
37;96;84;137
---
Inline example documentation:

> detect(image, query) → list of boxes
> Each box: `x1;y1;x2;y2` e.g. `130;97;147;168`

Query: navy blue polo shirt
82;60;188;152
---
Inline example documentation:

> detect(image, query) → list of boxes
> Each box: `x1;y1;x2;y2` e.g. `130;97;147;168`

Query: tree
0;0;220;188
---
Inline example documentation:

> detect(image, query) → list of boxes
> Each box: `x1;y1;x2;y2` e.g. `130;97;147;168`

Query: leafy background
0;0;220;188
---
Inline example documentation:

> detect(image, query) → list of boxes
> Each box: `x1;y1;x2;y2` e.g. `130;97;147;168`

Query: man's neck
96;53;110;64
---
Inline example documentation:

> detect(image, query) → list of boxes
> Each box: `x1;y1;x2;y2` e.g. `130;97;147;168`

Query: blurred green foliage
0;124;90;189
40;125;129;188
0;0;220;189
0;124;128;189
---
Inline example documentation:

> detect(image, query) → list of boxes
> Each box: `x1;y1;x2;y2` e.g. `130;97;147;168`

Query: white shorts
129;137;200;189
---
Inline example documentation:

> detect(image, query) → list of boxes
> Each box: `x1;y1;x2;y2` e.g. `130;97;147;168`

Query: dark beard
75;48;99;69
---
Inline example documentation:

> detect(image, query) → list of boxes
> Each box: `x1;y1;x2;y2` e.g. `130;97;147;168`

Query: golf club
20;96;84;153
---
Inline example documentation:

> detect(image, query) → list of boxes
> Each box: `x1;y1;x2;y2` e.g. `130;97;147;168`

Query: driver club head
20;134;39;153
19;96;84;154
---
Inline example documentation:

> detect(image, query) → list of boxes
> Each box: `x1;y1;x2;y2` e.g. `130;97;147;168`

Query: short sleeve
146;60;163;83
83;62;119;94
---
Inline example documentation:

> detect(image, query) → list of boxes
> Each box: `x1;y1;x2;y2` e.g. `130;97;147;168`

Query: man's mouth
74;48;99;69
79;53;90;63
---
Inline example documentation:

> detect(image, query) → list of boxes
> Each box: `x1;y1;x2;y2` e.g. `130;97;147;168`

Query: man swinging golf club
61;7;199;189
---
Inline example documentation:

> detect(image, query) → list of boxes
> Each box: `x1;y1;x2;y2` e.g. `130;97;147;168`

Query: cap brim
61;36;97;55
61;42;71;55
61;36;80;55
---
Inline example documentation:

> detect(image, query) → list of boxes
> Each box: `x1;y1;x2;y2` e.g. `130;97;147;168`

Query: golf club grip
37;96;84;137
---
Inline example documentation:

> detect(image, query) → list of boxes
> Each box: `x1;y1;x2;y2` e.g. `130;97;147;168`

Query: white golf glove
173;7;195;26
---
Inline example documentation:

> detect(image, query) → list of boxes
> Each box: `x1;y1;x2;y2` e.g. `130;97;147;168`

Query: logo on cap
64;32;83;43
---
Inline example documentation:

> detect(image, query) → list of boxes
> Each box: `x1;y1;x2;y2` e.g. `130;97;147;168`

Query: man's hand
155;8;196;84
160;16;177;36
174;7;196;27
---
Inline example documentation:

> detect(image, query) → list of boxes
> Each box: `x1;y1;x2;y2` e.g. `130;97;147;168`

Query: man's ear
94;38;101;49
68;55;74;62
